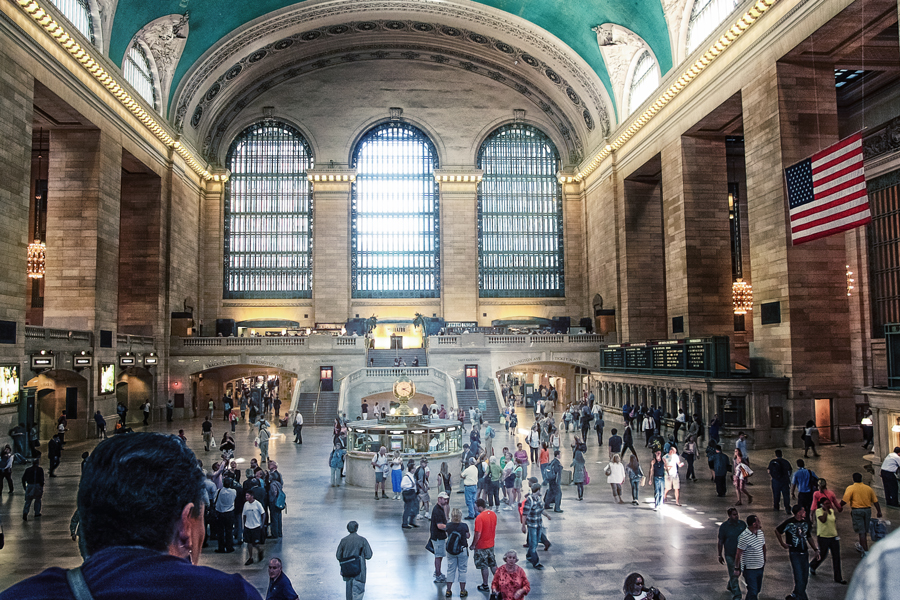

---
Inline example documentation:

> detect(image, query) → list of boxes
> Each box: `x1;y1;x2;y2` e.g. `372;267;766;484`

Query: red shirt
492;565;530;599
474;510;497;549
539;448;549;465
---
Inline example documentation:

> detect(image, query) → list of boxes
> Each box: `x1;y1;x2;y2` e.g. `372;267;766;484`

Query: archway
116;367;153;425
26;370;88;441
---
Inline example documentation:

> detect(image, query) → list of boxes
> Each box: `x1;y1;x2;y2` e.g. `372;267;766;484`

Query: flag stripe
790;185;868;222
791;201;871;233
786;133;869;246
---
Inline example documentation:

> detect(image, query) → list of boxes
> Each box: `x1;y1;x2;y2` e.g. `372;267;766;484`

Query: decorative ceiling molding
593;24;649;117
171;0;613;131
661;0;693;64
95;0;116;54
199;41;587;166
131;14;189;117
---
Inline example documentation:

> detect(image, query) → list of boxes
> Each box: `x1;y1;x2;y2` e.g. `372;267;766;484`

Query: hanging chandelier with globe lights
732;278;753;315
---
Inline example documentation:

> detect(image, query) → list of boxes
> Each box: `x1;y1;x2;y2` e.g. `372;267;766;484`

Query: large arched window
628;51;659;115
351;122;440;298
686;0;741;54
224;121;314;299
123;45;156;110
49;0;95;44
477;124;564;298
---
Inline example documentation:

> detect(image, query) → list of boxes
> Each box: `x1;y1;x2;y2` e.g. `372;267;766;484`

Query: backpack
446;529;466;556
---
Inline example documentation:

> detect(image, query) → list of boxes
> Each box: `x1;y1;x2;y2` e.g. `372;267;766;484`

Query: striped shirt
737;529;766;570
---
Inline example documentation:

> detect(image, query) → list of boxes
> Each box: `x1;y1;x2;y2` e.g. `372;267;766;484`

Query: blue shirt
266;573;298;600
791;468;817;493
0;546;261;600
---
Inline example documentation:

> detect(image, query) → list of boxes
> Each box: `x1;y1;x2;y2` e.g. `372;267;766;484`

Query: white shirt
737;529;766;570
882;452;900;473
462;464;479;486
243;500;265;529
676;413;686;423
215;487;236;513
401;472;416;491
294;413;303;425
664;453;683;478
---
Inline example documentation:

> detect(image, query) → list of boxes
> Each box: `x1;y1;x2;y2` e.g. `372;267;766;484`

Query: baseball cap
438;492;450;499
527;476;539;484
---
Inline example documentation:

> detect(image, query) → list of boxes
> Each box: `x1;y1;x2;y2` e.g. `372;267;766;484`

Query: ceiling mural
107;0;669;117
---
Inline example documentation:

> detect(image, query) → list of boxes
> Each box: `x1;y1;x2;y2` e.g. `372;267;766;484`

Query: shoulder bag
339;549;363;578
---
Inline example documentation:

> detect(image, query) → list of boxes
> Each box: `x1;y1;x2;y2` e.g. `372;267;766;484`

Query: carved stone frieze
660;0;691;60
864;115;900;160
593;24;649;116
133;14;189;109
171;1;614;135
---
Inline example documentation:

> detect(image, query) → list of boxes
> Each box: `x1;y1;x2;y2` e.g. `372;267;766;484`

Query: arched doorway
26;370;88;441
116;367;153;425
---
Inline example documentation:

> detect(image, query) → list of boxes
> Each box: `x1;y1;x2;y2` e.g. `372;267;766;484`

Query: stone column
561;178;588;316
199;180;225;334
661;136;732;336
620;177;667;341
44;129;122;334
742;61;852;441
436;169;481;323
0;50;33;354
309;169;355;323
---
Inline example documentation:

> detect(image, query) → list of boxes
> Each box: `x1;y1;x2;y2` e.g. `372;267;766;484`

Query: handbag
425;538;435;554
490;591;503;600
339;550;362;578
604;464;612;477
584;469;590;485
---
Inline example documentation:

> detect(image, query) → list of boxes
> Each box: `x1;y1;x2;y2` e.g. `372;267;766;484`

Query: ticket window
320;366;334;392
465;365;479;390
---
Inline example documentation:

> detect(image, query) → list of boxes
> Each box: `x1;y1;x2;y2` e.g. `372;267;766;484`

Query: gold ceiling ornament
13;0;228;183
732;278;752;315
27;240;46;279
573;0;780;183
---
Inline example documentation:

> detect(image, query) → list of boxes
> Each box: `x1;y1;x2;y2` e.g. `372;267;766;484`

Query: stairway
293;392;341;426
367;348;427;367
455;390;501;424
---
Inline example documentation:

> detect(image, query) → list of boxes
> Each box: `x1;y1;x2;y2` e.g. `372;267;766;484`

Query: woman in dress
606;453;627;504
491;550;530;600
571;444;586;500
625;454;644;506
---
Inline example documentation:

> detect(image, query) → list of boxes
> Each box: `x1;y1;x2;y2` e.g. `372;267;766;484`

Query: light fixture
847;265;854;296
732;279;753;315
27;240;46;279
892;417;900;433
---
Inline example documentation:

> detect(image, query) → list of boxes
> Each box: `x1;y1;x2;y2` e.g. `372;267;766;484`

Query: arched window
351;122;440;298
123;45;156;110
477;124;564;298
686;0;741;54
224;121;314;299
48;0;95;44
628;51;659;115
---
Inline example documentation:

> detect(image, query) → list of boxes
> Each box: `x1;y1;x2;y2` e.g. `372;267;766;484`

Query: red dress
492;565;530;599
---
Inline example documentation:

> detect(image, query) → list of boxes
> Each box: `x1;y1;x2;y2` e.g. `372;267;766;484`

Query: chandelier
27;240;46;278
732;278;752;315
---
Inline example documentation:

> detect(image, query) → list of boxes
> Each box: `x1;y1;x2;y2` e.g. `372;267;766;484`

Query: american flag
785;133;870;245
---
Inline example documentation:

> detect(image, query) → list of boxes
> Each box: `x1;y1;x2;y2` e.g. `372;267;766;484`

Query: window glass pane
477;124;565;298
123;46;156;109
351;123;440;298
628;51;659;115
686;0;741;54
224;121;314;299
48;0;95;44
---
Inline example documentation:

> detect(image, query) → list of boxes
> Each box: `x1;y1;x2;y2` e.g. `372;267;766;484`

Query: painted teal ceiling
108;0;673;110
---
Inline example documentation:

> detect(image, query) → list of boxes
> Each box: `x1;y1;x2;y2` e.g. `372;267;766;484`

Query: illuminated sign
99;363;115;394
30;355;55;369
143;356;158;366
0;365;19;405
73;356;93;367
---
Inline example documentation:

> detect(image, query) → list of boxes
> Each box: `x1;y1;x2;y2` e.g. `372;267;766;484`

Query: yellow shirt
815;508;838;538
842;482;877;509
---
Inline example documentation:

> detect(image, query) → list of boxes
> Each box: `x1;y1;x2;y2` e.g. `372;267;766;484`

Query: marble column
436;169;481;323
309;169;355;323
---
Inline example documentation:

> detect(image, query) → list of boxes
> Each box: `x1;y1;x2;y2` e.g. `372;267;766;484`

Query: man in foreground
0;432;261;600
336;521;373;600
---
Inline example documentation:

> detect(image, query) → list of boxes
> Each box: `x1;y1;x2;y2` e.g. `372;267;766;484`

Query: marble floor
0;412;887;599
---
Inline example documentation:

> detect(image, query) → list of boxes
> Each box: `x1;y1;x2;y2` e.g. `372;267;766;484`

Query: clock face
394;379;415;399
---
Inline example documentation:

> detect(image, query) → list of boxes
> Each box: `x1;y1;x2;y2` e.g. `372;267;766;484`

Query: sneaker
434;575;447;583
460;590;468;597
477;584;490;592
532;564;544;570
856;543;865;554
402;525;412;529
245;557;254;565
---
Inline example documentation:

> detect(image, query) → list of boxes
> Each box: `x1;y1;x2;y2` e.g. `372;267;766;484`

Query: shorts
851;507;871;534
244;526;263;545
432;538;447;558
665;475;680;491
375;472;385;483
473;547;497;570
418;491;431;504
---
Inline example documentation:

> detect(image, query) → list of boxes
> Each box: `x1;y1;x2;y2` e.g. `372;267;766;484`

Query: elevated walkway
367;348;427;367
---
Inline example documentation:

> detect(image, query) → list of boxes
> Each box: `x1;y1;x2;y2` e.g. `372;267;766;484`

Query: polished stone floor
0;411;886;599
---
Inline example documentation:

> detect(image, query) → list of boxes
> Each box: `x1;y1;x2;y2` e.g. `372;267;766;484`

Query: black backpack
446;529;465;556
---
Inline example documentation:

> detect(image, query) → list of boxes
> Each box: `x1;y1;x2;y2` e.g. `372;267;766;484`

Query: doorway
320;366;334;392
390;335;403;350
465;365;478;390
814;397;833;443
